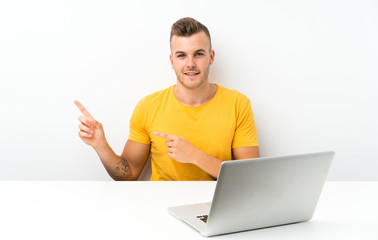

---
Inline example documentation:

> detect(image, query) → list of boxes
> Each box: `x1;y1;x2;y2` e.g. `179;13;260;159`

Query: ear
209;49;215;65
169;54;174;69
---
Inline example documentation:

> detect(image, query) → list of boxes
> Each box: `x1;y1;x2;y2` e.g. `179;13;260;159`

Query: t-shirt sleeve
232;95;259;148
128;97;151;144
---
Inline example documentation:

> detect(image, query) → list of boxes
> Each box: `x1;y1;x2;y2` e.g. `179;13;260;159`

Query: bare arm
232;146;260;160
93;140;150;181
74;100;150;181
115;140;150;180
189;146;260;179
190;146;260;179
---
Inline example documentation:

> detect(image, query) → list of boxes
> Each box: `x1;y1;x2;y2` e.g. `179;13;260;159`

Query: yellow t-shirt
129;85;259;181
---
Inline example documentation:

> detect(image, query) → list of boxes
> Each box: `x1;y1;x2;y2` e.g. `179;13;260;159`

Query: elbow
110;171;138;181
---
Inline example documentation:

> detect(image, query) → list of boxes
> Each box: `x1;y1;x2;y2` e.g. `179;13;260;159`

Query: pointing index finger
74;100;95;121
153;131;176;140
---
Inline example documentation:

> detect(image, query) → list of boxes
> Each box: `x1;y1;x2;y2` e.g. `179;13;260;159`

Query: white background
0;0;377;180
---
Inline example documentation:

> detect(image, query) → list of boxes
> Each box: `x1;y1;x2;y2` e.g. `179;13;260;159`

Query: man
75;17;259;181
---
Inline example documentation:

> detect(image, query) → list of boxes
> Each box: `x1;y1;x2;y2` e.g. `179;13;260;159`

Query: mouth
184;71;200;77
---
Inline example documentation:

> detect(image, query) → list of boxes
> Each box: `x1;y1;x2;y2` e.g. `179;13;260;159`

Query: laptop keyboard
196;215;208;223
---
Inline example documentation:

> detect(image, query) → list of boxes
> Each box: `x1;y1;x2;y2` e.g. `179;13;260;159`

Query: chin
180;79;205;89
181;73;208;86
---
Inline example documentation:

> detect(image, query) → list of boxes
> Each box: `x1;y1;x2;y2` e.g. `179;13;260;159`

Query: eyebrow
174;49;207;55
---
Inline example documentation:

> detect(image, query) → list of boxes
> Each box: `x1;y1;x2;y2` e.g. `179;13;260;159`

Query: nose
186;56;195;68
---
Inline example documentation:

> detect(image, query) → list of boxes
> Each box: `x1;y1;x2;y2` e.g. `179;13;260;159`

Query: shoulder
217;85;250;104
131;86;173;122
137;85;173;106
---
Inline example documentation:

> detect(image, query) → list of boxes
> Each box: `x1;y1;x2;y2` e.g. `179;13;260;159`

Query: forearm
94;141;134;181
192;149;222;179
192;146;261;179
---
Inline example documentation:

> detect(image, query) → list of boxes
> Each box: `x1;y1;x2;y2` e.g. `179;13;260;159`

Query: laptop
168;151;335;237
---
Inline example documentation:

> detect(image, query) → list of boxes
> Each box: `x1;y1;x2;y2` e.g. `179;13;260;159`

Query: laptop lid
204;151;334;236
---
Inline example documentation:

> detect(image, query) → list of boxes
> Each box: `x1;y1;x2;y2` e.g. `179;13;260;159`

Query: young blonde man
75;17;259;181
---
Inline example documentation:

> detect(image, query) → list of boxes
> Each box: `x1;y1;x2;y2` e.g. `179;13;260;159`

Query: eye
177;54;185;58
195;53;204;56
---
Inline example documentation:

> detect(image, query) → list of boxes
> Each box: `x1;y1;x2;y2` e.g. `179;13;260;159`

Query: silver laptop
168;151;334;237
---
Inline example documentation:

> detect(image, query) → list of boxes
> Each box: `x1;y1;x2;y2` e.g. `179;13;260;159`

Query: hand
153;131;198;164
74;100;107;149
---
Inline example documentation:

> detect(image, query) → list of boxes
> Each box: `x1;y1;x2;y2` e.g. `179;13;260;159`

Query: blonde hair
170;17;212;49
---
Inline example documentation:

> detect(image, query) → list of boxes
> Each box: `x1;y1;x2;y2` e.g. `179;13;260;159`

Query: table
0;181;377;239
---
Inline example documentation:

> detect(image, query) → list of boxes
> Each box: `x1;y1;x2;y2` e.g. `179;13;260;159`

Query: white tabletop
0;181;377;240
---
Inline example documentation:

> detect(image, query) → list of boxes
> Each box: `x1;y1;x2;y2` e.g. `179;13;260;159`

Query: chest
148;104;237;152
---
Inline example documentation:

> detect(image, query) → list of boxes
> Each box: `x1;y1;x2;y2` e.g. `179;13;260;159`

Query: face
170;31;215;90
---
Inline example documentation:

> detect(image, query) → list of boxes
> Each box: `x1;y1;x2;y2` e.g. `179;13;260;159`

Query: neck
174;82;217;107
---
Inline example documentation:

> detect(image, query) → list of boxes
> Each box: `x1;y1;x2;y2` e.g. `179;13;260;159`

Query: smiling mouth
184;72;200;76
